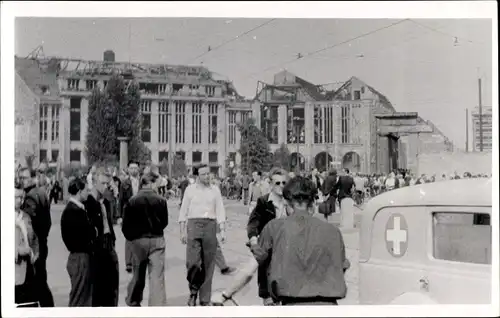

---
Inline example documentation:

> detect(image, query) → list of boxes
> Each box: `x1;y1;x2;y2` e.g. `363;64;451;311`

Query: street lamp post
167;112;173;177
293;116;301;173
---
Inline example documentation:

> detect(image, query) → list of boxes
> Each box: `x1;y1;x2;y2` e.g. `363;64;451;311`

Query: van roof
364;178;493;216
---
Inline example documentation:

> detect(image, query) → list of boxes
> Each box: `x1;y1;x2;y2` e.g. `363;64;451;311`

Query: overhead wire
243;19;411;80
185;18;277;65
408;19;487;46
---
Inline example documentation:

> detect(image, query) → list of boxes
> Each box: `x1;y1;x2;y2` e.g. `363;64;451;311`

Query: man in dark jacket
333;169;355;204
19;167;54;307
60;178;96;307
119;161;141;273
247;168;288;306
320;169;339;219
122;172;169;306
85;168;119;307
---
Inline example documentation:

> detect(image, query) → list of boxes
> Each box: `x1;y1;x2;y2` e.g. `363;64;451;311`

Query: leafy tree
238;118;273;174
158;158;169;175
272;143;291;170
172;155;187;178
86;75;150;166
62;162;88;179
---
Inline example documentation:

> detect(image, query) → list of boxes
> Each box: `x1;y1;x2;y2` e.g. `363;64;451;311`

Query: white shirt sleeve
178;185;193;223
213;186;226;224
87;173;93;190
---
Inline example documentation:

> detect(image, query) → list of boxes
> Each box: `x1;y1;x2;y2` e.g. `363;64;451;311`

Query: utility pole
478;78;483;152
465;108;469;152
167;112;173;177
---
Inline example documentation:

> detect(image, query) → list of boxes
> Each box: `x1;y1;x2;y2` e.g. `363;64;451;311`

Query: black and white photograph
1;1;498;317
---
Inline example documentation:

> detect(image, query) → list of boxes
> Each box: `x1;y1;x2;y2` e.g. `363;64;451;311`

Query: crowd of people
15;160;491;307
14;161;237;307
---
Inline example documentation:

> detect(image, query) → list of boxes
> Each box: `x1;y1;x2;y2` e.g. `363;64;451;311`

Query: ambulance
359;178;492;304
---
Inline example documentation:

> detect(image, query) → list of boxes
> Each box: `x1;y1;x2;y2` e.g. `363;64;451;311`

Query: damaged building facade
15;50;454;176
15;50;253;176
249;71;454;174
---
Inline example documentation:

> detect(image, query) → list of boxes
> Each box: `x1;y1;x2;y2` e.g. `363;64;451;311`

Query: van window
432;212;491;265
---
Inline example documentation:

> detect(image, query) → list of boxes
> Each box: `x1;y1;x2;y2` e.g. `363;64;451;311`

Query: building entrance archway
342;151;361;173
290;152;305;171
315;152;332;172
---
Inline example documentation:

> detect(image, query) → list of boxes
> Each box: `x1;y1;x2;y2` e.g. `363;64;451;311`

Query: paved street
46;199;361;306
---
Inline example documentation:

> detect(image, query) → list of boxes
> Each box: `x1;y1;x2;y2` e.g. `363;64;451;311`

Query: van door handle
419;277;429;291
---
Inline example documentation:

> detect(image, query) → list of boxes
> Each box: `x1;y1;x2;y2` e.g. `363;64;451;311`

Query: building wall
15;72;40;167
370;102;393;174
471;107;493;151
417;151;492;176
340;77;381;101
418;131;454;153
56;77;252;176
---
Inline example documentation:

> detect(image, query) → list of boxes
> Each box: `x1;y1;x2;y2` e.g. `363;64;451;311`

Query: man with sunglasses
247;168;288;306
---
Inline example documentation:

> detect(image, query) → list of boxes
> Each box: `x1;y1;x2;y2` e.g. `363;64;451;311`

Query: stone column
81;97;89;166
236;111;242;149
252;101;261;130
168;102;177;177
304;102;314;168
201;102;209;162
151;100;159;164
47;104;53;161
118;137;130;171
278;104;287;145
217;104;226;177
304;102;314;145
60;99;71;165
185;101;193;161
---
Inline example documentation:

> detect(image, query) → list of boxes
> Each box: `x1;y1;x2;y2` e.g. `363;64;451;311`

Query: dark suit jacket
122;189;169;241
22;185;52;243
247;194;276;240
61;201;96;254
333;175;355;201
322;174;339;197
119;178;134;219
84;195;116;246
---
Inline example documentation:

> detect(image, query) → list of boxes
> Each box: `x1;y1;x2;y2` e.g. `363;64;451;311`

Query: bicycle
211;246;259;306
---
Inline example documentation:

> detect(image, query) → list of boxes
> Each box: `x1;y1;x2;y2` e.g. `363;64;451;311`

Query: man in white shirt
179;164;226;306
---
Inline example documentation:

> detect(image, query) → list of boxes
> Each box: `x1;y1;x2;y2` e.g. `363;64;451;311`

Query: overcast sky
15;18;492;149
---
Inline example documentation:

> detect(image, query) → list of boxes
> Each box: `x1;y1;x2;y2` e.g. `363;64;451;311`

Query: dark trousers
126;237;167;307
92;245;119;307
186;218;217;304
257;256;271;299
242;188;249;205
50;193;59;204
66;253;93;307
125;240;133;269
34;242;54;307
15;262;37;306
